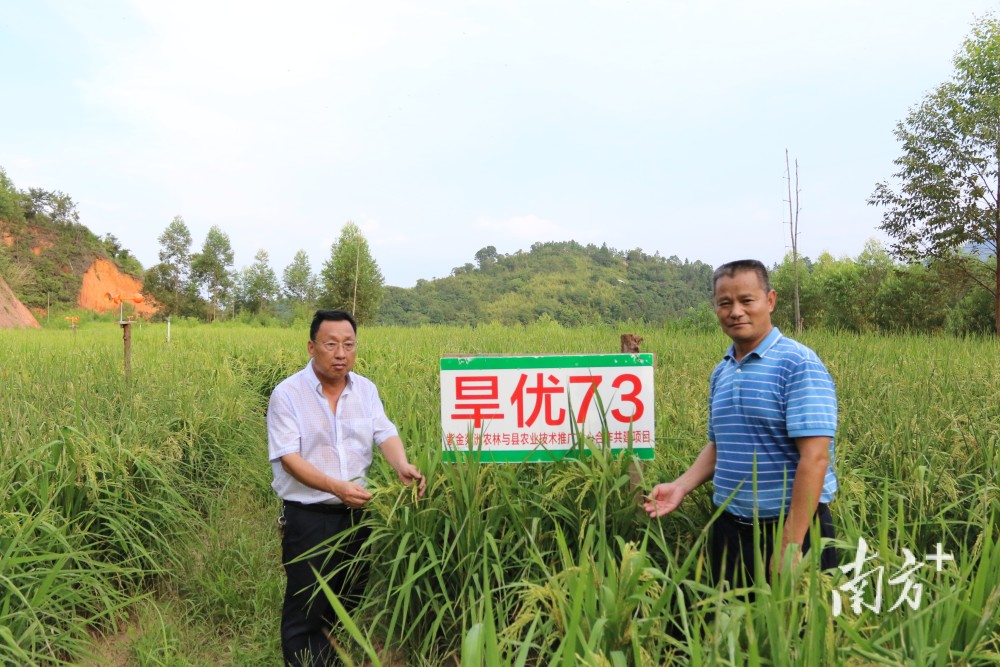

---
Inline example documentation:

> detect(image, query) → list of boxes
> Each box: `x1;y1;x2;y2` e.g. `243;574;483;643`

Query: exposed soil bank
78;258;158;318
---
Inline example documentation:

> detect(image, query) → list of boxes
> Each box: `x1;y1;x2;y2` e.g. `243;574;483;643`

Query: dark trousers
709;503;837;589
281;502;370;667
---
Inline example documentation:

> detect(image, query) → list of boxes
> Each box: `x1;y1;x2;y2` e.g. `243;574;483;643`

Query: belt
283;499;356;514
723;503;828;528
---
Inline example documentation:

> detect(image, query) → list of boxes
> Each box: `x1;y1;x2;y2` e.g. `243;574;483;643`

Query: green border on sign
440;353;653;371
441;447;655;463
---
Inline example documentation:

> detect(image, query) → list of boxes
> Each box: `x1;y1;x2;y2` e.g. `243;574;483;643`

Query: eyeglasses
315;341;357;353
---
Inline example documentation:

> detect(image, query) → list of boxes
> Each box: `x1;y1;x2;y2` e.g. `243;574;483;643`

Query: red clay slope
0;275;41;328
78;258;158;317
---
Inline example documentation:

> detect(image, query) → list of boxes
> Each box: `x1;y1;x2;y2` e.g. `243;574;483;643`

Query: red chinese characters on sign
454;372;646;429
509;373;645;427
450;375;506;427
511;373;566;427
441;354;655;462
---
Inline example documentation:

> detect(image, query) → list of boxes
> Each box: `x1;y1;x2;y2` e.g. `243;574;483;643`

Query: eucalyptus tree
282;249;318;304
236;249;279;315
319;222;384;324
191;225;235;321
151;216;194;314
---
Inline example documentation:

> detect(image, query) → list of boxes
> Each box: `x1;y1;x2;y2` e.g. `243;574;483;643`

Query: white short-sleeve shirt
267;362;399;504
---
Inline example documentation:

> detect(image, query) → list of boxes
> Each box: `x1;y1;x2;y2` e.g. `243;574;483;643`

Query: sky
1;1;997;288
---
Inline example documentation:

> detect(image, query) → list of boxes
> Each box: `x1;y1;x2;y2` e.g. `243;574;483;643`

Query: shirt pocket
741;387;785;429
338;417;376;466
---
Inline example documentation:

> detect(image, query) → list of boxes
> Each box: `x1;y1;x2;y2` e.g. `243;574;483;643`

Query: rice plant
2;323;998;665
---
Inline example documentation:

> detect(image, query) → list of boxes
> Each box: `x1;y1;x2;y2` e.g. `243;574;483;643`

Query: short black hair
310;309;358;339
712;259;772;294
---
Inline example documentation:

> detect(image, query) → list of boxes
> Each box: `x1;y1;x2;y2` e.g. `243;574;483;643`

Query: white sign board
440;353;655;462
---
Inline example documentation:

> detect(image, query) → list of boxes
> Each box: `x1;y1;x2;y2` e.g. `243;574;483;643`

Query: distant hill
379;241;714;326
0;168;146;317
0;167;714;327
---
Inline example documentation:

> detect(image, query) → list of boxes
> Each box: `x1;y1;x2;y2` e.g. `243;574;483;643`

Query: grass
1;322;998;665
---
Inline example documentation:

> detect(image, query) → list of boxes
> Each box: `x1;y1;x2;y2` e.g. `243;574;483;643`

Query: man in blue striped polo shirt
644;259;838;587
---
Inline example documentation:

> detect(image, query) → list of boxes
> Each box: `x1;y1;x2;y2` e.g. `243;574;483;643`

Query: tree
319;222;384;324
0;167;26;223
282;249;318;304
810;253;864;331
875;261;953;332
101;233;143;278
23;188;79;225
143;263;204;319
191;225;235;321
474;245;498;270
152;216;194;316
771;251;814;330
784;150;803;333
236;249;279;315
869;14;1000;334
158;216;193;279
854;239;894;329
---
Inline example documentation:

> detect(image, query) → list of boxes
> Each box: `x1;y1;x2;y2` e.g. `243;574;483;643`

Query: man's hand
379;436;427;499
329;479;372;509
643;482;688;518
644;443;715;518
395;463;426;499
280;452;373;507
770;542;802;581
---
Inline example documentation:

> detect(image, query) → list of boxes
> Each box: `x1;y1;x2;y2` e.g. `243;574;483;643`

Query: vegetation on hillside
378;238;997;335
1;161;996;335
770;240;997;335
379;241;714;327
0;167;143;311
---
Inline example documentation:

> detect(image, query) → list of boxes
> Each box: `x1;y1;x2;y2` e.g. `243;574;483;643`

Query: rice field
1;321;998;665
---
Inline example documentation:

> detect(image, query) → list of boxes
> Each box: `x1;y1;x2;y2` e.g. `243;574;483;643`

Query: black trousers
709;503;837;589
281;502;370;667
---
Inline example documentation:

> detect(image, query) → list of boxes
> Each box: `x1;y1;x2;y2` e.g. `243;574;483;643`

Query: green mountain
379;241;714;326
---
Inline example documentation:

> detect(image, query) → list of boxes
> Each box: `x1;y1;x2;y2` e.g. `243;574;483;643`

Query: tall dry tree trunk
995;176;999;335
785;149;802;334
352;241;360;317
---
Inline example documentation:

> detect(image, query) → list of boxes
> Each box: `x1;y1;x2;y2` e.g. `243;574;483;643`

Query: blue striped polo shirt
708;327;838;518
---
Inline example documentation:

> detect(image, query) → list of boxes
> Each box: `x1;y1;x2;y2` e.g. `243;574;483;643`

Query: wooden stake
120;321;132;381
620;333;643;353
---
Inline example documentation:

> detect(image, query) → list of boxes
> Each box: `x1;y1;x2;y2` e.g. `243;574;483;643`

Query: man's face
308;319;357;385
713;269;776;350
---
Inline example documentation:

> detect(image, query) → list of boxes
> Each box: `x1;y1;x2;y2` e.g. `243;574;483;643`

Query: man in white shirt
268;309;425;666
